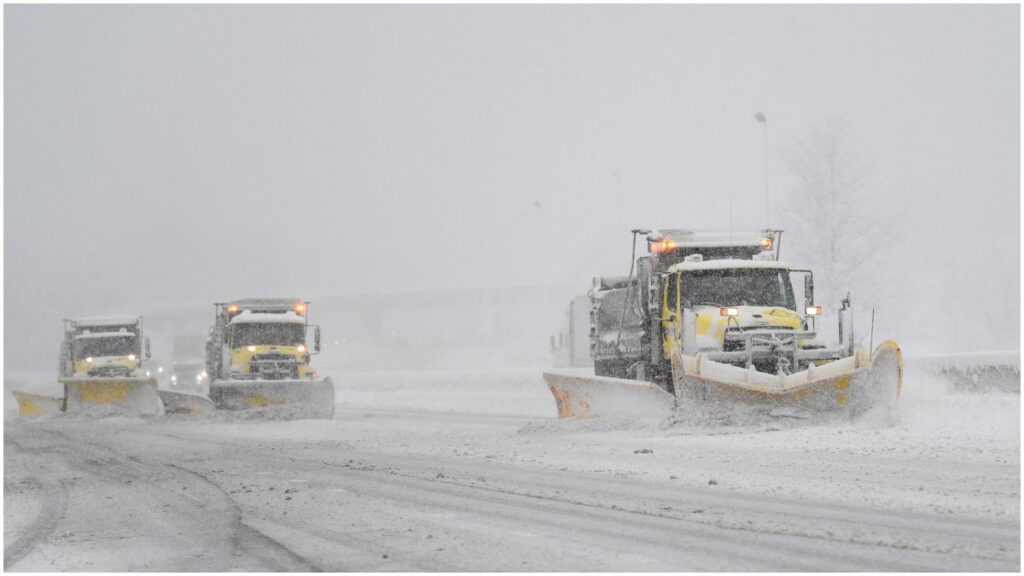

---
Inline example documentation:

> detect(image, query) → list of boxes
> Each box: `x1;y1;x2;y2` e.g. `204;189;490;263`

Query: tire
650;359;675;395
594;359;616;378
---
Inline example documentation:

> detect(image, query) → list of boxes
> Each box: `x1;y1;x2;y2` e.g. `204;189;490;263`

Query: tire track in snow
161;462;322;572
3;435;69;570
116;425;1019;571
5;424;319;571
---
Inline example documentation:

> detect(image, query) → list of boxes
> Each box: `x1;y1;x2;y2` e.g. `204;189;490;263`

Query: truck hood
693;305;804;350
74;355;140;376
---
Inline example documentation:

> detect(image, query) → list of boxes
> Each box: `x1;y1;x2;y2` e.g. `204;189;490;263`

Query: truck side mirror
145;337;152;360
803;274;814;310
314;326;321;353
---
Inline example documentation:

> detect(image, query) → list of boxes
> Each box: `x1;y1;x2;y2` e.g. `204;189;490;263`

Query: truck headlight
128;354;137;361
297;345;306;352
806;306;823;316
86;357;94;363
720;307;739;317
247;345;257;352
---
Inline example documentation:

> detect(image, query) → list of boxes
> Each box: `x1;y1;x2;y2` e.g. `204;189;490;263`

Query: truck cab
62;317;150;378
660;258;810;373
589;229;854;388
210;299;322;381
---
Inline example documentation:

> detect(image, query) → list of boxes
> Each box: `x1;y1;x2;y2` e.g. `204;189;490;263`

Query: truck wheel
651;361;675;395
594;359;614;378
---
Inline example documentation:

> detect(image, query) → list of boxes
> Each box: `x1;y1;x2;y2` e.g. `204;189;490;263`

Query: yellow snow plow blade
544;342;903;422
11;390;64;417
60;377;163;416
542;370;675;420
158;389;217;416
672;341;903;418
208;377;335;419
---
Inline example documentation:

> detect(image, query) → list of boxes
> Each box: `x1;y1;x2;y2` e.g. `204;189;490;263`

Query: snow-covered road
4;369;1020;571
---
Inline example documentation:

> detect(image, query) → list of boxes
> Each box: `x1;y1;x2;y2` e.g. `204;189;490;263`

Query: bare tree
781;118;896;313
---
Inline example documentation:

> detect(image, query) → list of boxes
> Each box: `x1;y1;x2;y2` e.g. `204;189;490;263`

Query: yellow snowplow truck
544;229;903;421
186;298;334;419
13;316;162;417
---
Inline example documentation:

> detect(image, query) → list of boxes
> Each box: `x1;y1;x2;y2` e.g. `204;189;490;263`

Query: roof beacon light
648;238;678;253
760;237;773;250
295;303;306;315
228;304;240;315
806;306;824;316
720;307;740;317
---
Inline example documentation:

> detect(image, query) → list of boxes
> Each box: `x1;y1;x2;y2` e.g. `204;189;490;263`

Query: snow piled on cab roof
73;329;135;339
229;310;305;324
667;259;790;273
68;316;140;326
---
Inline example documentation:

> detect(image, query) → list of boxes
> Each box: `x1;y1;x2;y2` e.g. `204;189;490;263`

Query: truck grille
253;353;293;362
249;354;299;379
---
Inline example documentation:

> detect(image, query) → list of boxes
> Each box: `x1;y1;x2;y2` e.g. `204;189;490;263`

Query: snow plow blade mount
672;341;903;419
208;377;335;420
60;377;163;417
543;370;676;420
12;390;64;418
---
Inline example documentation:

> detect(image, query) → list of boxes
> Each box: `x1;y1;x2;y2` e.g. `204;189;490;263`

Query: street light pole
754;112;769;227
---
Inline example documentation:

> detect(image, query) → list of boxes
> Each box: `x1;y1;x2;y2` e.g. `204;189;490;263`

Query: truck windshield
681;268;796;310
73;336;137;359
231;323;305;347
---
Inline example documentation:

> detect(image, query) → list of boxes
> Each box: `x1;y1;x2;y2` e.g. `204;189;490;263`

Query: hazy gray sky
5;4;1019;367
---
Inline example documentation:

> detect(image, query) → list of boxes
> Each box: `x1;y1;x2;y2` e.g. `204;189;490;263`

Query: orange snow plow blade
208;377;335;420
672;341;903;419
542;370;675;420
11;390;64;418
60;377;163;416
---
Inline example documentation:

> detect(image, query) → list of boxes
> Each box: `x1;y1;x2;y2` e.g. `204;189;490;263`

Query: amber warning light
649;239;678;253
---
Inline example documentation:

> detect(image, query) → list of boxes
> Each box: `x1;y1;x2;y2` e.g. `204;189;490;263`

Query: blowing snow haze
5;4;1019;371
